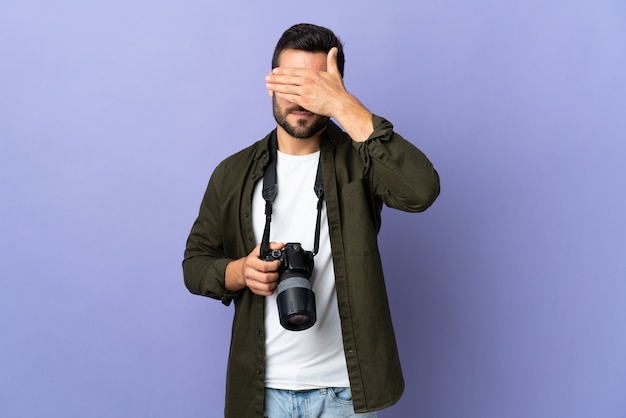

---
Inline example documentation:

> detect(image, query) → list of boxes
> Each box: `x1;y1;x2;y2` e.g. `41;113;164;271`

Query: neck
275;125;324;155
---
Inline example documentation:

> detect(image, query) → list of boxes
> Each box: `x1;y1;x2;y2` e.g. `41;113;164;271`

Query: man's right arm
182;172;244;304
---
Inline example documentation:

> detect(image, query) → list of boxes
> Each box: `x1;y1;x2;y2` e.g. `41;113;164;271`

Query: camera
264;242;317;331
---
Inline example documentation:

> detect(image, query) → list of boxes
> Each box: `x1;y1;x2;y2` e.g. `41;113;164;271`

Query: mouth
289;106;314;117
292;111;313;117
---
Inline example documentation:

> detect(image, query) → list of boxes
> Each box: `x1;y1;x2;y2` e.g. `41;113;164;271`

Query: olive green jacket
183;115;440;417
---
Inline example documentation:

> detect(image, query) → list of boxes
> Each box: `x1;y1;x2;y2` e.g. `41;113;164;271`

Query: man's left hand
265;47;346;117
265;47;374;142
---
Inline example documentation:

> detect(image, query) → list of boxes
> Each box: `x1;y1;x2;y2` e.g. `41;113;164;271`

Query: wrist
333;95;374;142
225;258;246;291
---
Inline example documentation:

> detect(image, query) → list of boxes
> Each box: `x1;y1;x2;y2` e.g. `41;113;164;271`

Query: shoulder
213;131;273;177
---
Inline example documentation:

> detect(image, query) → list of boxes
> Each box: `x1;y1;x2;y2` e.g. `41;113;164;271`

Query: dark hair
272;23;345;77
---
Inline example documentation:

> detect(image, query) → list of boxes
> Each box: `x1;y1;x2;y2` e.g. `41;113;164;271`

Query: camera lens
269;243;316;331
285;314;310;326
276;273;316;331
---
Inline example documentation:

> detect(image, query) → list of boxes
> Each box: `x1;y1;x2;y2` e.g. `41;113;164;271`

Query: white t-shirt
252;149;350;390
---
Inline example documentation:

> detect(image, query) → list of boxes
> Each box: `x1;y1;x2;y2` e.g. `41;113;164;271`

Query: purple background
1;1;625;417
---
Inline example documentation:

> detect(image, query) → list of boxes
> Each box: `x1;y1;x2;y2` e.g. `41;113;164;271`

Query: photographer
183;23;440;418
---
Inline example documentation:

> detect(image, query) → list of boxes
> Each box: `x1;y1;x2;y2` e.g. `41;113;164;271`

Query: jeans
264;387;378;418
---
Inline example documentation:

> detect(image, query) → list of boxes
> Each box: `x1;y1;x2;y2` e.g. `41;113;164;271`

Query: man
183;23;440;418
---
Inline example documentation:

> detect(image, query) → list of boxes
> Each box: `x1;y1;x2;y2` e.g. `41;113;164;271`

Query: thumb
327;47;340;74
269;241;285;250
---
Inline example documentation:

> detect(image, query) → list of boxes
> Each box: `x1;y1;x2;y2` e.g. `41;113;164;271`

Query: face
272;49;330;139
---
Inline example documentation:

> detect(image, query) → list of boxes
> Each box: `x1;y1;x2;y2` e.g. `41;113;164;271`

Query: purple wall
1;1;625;417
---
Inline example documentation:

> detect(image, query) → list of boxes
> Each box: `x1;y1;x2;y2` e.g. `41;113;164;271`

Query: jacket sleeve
182;167;242;306
353;115;440;212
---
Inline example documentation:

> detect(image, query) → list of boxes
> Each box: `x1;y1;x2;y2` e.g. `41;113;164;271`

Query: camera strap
260;131;324;256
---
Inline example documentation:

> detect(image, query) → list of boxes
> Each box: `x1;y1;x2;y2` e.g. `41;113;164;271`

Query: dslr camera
263;242;317;331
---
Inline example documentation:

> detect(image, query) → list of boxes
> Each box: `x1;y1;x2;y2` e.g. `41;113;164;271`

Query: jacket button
255;329;261;335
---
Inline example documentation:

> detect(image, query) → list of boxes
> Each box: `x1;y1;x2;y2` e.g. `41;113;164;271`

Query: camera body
263;242;317;331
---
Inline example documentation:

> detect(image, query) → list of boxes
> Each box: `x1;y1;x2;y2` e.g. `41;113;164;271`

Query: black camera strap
260;131;324;257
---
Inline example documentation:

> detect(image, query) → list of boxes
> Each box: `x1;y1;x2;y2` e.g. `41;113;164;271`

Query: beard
272;95;329;139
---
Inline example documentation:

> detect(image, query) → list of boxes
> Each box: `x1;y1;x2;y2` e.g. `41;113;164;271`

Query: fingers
265;49;345;118
265;69;324;111
265;71;307;96
266;67;321;84
266;78;303;94
244;266;279;296
268;241;285;251
266;70;292;98
327;47;339;75
242;242;283;296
